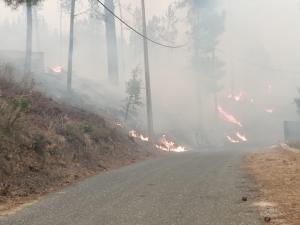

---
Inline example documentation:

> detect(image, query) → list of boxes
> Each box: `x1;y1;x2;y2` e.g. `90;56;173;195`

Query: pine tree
123;67;143;122
4;0;43;75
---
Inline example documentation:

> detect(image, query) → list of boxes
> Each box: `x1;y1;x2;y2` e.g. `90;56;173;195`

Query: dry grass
245;146;300;225
0;66;156;215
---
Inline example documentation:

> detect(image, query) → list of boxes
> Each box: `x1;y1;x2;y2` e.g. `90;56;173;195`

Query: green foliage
123;67;143;121
12;97;30;112
81;124;93;134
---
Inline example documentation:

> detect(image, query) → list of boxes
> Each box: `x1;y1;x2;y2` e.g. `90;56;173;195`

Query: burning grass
0;68;155;215
128;130;187;153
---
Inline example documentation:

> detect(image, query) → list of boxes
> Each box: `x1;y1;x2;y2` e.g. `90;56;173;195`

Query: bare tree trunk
33;7;40;52
67;0;76;92
25;1;33;75
124;97;133;122
104;0;119;85
118;0;125;73
59;0;63;63
141;0;154;139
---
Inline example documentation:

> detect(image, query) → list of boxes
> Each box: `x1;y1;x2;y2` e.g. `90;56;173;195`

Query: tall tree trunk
25;1;33;75
33;7;40;52
141;0;154;139
104;0;119;85
59;0;63;63
67;0;76;92
118;0;125;73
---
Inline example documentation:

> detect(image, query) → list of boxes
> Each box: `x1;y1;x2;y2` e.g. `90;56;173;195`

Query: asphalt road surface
0;149;261;225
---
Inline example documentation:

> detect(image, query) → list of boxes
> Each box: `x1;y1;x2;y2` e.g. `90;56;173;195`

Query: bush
0;96;29;132
63;123;86;147
32;134;47;156
80;124;93;133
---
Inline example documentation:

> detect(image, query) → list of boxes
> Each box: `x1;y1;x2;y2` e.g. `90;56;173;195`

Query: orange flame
227;92;244;102
128;130;186;153
265;109;273;114
218;106;242;127
234;92;243;102
51;66;63;73
115;122;124;128
156;135;186;153
226;135;240;143
236;132;247;142
129;130;149;142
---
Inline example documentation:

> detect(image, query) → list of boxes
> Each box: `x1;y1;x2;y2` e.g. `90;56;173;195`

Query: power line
95;0;185;49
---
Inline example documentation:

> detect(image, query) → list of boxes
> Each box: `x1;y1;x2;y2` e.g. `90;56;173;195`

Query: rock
264;217;271;223
242;196;248;202
29;165;39;172
4;153;13;161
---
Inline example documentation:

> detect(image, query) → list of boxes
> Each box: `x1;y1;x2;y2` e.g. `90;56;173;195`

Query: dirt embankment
245;145;300;225
0;70;156;215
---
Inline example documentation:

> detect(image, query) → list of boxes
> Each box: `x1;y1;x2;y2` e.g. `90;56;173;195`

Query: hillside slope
0;70;155;214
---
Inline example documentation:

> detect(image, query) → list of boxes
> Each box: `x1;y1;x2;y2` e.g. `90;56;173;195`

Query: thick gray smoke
1;0;300;148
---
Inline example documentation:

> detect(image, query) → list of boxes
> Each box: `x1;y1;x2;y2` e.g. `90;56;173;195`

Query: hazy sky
1;0;300;143
0;0;175;30
1;0;300;70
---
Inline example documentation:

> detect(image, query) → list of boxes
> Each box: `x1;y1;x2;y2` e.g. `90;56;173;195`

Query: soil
245;145;300;225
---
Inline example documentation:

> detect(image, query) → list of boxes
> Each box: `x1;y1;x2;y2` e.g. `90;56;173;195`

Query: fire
155;135;186;153
51;66;63;73
115;122;124;128
129;130;149;142
128;130;186;153
236;132;247;142
234;92;243;102
227;92;244;102
140;134;149;142
226;135;240;143
226;132;248;144
217;106;242;127
265;109;273;114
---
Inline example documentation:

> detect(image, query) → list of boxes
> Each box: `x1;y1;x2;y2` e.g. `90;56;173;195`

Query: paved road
0;149;261;225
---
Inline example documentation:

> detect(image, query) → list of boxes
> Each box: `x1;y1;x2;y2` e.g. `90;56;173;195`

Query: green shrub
80;124;93;133
32;134;47;155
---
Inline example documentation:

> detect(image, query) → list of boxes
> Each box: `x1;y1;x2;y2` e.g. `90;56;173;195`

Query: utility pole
67;0;76;92
141;0;154;138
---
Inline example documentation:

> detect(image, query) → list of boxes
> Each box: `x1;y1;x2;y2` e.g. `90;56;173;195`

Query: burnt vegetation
0;66;153;207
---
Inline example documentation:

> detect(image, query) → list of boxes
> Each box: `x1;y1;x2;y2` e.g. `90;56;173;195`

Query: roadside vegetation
0;66;154;214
